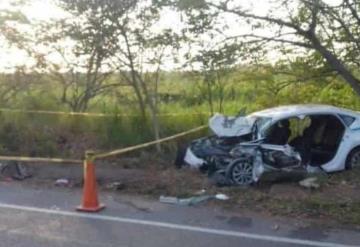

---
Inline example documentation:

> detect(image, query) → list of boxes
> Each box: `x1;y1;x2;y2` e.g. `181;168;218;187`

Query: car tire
346;147;360;170
226;158;254;186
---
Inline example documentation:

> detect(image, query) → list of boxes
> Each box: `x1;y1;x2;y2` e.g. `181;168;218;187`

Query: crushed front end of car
182;113;255;171
178;112;306;186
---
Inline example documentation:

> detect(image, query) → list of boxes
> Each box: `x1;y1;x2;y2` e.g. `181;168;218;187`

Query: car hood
209;113;255;137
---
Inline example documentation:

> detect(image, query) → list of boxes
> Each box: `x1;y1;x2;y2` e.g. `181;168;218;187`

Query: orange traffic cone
77;151;105;212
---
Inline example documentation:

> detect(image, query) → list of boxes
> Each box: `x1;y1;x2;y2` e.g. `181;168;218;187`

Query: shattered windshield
209;113;256;137
208;113;271;138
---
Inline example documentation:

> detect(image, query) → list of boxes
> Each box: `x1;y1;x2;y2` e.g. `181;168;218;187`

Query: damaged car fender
184;148;205;169
227;143;303;186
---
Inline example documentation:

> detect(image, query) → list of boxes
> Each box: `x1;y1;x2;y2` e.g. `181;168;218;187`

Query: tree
0;67;41;106
28;2;121;112
56;0;181;150
192;44;239;114
172;0;360;96
0;0;29;48
0;1;43;107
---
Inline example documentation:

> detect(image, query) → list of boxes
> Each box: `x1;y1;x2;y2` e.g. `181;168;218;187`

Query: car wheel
226;158;254;186
346;147;360;170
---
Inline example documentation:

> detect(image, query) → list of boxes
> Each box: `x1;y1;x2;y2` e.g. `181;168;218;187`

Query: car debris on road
299;177;320;189
54;178;71;187
176;104;360;186
105;181;126;191
159;193;229;206
0;161;32;181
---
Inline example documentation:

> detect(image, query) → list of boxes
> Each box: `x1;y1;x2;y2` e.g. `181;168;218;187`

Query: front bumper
184;148;205;169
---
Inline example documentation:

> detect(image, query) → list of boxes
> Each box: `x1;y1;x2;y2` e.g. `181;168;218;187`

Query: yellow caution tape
0;155;82;164
94;125;208;159
0;108;209;118
0;108;108;117
0;125;207;164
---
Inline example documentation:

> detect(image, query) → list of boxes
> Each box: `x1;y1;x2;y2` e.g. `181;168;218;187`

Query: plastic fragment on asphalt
159;193;230;206
299;177;320;189
54;178;70;187
159;195;212;205
214;193;229;200
106;181;126;191
0;162;32;181
194;189;206;195
159;196;179;204
271;224;280;231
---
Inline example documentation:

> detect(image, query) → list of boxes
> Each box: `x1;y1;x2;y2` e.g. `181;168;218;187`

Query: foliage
0;0;360;156
173;0;360;96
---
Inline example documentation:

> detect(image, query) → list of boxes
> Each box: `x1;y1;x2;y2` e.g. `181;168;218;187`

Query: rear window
339;114;356;126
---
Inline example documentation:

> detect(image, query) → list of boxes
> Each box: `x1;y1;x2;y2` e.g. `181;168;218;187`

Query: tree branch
207;1;307;35
227;34;313;49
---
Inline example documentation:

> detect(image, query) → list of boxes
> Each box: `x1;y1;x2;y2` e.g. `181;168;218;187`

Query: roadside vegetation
0;66;359;157
0;0;359;156
0;0;360;227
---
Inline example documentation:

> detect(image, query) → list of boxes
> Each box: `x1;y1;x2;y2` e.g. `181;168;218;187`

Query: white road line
0;202;356;247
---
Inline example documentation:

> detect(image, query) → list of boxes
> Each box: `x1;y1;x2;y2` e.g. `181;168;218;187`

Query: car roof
250;104;360;120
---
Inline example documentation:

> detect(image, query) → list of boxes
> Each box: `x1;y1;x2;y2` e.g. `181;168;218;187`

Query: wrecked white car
177;104;360;186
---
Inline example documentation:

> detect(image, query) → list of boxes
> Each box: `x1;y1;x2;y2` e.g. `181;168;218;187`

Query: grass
0;110;208;158
211;169;360;226
103;156;360;227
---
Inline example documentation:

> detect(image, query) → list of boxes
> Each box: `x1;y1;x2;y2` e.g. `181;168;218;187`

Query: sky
0;0;341;71
0;0;67;71
0;0;273;71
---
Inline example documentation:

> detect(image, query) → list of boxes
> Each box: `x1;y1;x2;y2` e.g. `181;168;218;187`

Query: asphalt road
0;182;359;247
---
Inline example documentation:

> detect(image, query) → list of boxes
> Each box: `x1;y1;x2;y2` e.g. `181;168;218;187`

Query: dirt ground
2;152;360;228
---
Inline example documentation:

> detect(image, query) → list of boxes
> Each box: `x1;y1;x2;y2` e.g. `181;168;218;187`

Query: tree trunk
132;82;147;120
306;32;360;96
149;103;161;152
206;80;214;115
137;74;162;152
